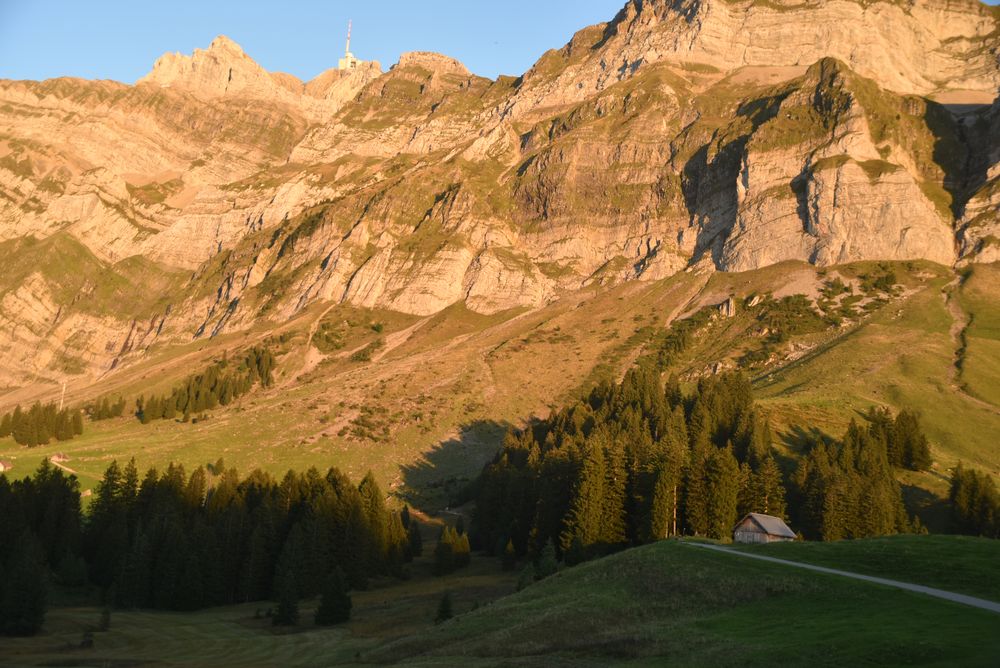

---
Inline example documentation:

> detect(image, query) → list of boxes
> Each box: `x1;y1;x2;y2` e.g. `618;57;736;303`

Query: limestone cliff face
510;0;999;118
715;59;958;270
0;0;996;385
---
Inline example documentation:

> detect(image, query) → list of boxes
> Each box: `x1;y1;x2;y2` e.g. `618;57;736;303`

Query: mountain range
1;0;997;389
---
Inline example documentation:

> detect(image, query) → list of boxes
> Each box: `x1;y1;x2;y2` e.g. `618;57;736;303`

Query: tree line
0;459;414;636
0;402;83;447
473;368;932;559
135;346;275;424
86;396;128;421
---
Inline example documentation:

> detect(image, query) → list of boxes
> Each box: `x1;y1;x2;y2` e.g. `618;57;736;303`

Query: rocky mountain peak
139;34;273;97
395;52;471;78
206;34;247;56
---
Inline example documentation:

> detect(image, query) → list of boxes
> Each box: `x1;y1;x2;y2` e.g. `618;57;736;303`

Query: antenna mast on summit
339;20;359;70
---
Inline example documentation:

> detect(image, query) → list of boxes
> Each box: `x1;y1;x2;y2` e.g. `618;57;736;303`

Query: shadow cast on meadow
398;419;511;511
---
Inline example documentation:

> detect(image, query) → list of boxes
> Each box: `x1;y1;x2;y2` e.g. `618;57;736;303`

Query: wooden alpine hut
733;513;796;544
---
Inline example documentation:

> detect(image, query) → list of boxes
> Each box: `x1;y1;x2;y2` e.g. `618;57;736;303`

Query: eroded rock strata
0;0;996;384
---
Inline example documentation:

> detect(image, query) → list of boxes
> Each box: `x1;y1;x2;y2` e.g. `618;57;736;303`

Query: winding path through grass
942;274;1000;414
686;542;1000;614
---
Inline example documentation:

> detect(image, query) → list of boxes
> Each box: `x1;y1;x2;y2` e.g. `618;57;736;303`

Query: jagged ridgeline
473;365;933;557
0;402;84;447
135;346;275;423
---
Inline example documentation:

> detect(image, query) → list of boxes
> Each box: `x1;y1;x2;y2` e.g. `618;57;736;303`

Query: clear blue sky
2;1;997;84
0;0;630;83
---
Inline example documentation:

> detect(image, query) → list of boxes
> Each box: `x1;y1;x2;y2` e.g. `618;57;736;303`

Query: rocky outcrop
140;36;286;98
716;60;957;271
396;52;470;78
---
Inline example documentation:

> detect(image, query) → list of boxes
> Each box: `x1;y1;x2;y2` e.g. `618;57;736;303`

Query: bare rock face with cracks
0;0;997;385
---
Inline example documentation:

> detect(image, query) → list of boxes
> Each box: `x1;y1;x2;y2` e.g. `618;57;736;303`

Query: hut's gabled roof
736;513;796;539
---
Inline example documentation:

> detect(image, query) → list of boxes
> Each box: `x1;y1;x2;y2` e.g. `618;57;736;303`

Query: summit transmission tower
339;20;360;70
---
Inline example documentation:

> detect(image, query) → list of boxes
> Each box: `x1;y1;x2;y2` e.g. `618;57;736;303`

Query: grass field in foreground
370;539;1000;667
738;534;1000;602
1;537;997;667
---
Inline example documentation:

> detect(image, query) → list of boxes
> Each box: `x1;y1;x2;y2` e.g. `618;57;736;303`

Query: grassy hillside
0;271;709;496
958;263;1000;408
751;264;1000;476
2;536;996;667
371;540;1000;667
1;262;997;516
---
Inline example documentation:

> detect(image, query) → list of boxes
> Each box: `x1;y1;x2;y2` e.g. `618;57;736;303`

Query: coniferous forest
949;465;1000;538
0;402;84;447
135;346;275;424
473;369;931;559
0;460;409;636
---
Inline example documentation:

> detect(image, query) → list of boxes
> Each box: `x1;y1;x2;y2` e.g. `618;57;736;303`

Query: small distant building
0;460;12;473
51;453;70;464
338;20;361;70
733;513;796;544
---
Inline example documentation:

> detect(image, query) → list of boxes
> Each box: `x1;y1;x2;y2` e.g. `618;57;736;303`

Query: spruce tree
454;529;471;568
559;439;606;551
684;436;710;536
533;539;558;581
435;591;453;624
407;520;423;558
358;472;388;571
386;511;409;570
314;568;352;626
601;435;628;546
649;462;677;540
272;566;299;626
704;445;740;540
754;454;787;518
